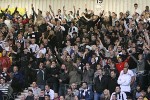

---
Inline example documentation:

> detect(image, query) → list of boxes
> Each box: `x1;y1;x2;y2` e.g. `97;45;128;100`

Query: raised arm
129;53;138;63
49;5;55;18
22;8;28;19
73;5;76;18
63;5;67;18
5;5;10;12
144;30;150;46
31;4;38;18
3;32;10;42
12;6;18;16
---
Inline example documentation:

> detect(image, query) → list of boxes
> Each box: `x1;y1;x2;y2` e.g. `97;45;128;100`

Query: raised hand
108;11;111;15
63;5;65;9
31;4;34;8
25;8;27;13
54;47;58;54
49;5;52;9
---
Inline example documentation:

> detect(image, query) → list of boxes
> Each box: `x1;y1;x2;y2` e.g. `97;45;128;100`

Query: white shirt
55;25;65;31
45;89;54;100
36;48;46;58
4;20;12;29
134;8;141;15
110;91;127;100
117;73;131;92
29;44;39;53
4;46;10;51
120;69;135;77
63;46;72;55
32;87;41;96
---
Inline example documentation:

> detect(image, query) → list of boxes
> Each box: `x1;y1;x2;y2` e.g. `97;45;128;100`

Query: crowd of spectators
0;2;149;100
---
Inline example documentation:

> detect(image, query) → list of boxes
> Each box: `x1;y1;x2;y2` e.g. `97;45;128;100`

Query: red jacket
116;57;130;73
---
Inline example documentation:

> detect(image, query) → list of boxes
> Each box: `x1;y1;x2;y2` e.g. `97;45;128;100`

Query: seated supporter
0;67;10;82
25;89;34;100
78;82;93;100
65;88;75;100
31;82;41;96
39;89;45;100
0;78;13;98
70;83;79;96
100;89;110;100
110;86;127;100
45;84;54;100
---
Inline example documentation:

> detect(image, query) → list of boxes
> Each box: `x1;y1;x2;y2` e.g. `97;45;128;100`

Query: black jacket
94;75;108;93
128;53;138;69
59;70;69;84
108;76;118;94
25;96;34;100
45;66;60;83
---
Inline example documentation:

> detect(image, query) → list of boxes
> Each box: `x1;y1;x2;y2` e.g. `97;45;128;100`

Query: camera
129;50;132;53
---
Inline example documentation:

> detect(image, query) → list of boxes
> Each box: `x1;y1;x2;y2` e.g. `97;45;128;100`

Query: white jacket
117;73;131;92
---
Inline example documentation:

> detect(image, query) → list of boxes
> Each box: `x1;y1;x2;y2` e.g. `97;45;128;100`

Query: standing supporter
36;62;45;90
45;60;60;94
82;62;94;90
94;68;108;100
11;66;24;93
108;70;118;94
58;64;69;96
118;66;132;98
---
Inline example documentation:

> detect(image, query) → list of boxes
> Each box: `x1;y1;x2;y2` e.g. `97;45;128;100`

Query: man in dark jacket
82;63;94;90
58;64;69;96
25;89;34;100
108;70;118;94
11;66;24;93
94;68;108;100
36;62;45;90
45;60;60;93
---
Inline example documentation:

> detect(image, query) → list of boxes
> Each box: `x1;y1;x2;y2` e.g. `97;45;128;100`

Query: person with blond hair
100;89;110;100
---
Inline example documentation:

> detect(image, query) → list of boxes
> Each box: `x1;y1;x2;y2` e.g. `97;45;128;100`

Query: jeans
94;92;102;100
131;68;137;90
131;68;137;74
59;84;68;96
88;84;93;91
136;73;144;89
